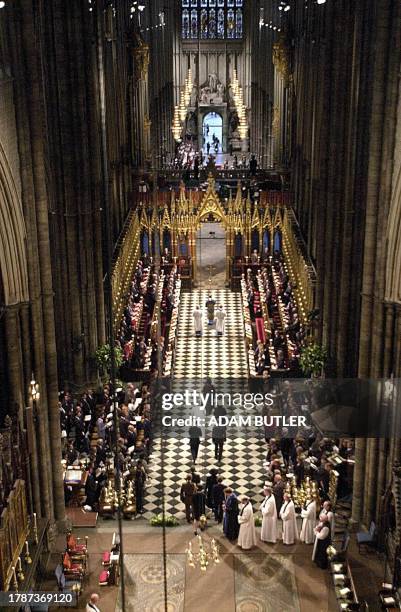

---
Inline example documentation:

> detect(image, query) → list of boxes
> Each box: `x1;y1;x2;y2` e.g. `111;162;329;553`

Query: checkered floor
142;289;267;521
173;289;249;379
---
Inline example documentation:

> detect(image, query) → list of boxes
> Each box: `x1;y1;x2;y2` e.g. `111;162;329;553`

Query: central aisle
144;288;266;520
174;289;248;378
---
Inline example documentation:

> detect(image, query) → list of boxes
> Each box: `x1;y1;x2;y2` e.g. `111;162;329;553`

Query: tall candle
33;513;37;530
17;558;21;571
25;541;29;555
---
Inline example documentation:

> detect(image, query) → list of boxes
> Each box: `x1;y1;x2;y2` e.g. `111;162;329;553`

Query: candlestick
16;557;24;582
12;566;18;591
24;541;32;565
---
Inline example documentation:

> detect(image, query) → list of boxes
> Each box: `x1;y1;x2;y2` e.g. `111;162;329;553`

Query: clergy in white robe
279;494;298;545
237;496;257;550
260;487;277;543
300;499;316;544
215;306;227;336
319;500;335;535
193;306;203;336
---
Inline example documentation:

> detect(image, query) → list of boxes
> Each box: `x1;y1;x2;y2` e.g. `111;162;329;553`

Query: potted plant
299;343;328;378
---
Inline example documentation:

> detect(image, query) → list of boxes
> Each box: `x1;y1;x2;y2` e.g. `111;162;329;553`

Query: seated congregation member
260;487;277;544
223;488;240;541
300;497;317;544
192;485;206;536
280;493;299;545
312;514;331;569
238;495;257;550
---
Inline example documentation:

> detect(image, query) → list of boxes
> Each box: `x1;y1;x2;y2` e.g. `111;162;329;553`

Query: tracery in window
182;0;243;39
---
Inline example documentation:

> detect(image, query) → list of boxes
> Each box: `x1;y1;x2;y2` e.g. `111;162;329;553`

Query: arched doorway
202;112;223;154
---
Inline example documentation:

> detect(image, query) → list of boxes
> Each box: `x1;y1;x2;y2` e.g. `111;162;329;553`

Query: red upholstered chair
62;552;85;580
102;551;111;567
98;569;110;586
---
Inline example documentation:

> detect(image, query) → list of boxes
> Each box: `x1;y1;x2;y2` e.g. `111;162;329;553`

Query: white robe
238;502;257;550
300;500;316;544
193;309;203;333
260;495;277;543
279;500;298;545
215;309;227;334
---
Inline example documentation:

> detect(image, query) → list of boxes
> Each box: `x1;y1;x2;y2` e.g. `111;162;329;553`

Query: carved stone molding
273;36;291;86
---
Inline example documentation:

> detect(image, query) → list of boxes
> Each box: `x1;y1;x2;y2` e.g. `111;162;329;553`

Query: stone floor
39;519;352;612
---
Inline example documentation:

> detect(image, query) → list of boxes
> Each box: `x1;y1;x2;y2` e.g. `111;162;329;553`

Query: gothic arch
0;140;29;305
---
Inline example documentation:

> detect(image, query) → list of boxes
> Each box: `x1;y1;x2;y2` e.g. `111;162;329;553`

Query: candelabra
231;69;248;141
186;535;220;572
172;68;193;141
285;475;320;509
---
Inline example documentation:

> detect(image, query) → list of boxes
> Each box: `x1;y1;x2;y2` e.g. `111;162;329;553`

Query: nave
144;288;266;520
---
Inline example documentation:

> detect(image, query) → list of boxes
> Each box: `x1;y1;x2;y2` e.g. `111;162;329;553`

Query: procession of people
192;296;227;337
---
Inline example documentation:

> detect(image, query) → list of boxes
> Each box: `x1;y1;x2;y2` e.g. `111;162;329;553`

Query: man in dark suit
180;475;196;523
212;477;225;523
188;425;202;463
212;425;226;462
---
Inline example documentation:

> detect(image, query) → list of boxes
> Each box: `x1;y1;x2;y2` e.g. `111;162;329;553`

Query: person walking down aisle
193;305;203;337
280;493;298;545
300;497;317;544
260;486;277;544
238;495;257;550
180;475;196;524
188;425;202;463
193;485;206;535
205;294;216;325
212;476;226;523
215;305;227;336
223;487;240;541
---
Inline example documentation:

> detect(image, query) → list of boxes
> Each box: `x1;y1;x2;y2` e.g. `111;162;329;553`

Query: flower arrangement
149;514;180;527
299;343;328;378
254;515;262;527
95;343;123;376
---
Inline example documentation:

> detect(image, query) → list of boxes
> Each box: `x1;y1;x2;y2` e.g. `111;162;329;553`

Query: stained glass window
190;9;198;38
217;8;224;38
182;9;190;38
235;8;242;38
182;0;243;39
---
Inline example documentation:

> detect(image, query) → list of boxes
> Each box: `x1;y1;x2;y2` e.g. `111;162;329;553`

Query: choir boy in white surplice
260;487;277;544
279;493;299;545
192;305;203;337
237;495;257;550
300;498;317;544
215;305;227;336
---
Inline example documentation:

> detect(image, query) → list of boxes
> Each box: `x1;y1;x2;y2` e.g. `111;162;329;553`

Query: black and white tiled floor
174;289;249;379
143;289;267;521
